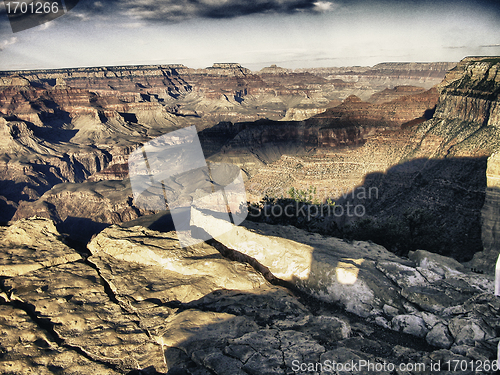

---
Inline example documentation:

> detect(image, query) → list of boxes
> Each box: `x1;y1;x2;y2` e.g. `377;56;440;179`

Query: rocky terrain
2;59;494;258
1;216;499;374
4;57;500;374
296;62;457;97
0;61;452;228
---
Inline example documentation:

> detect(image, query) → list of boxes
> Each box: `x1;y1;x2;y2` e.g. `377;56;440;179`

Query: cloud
66;0;331;23
313;1;339;12
2;0;498;32
129;0;320;21
0;37;17;51
67;0;500;24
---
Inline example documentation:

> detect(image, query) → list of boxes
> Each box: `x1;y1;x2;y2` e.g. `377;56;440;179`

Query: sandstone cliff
297;62;457;98
205;85;440;181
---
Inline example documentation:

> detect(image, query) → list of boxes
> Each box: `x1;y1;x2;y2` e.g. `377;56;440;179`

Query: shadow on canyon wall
247;156;487;262
4;153;485;264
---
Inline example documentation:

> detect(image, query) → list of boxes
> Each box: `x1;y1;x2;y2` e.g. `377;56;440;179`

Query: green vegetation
287;186;324;205
247;186;336;232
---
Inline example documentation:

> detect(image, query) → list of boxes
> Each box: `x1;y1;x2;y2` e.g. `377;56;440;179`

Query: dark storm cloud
68;0;320;23
0;0;322;33
72;0;500;22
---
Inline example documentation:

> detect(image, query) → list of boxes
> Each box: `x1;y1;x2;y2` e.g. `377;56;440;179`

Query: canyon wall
242;57;500;262
3;59;500;375
0;62;450;225
296;62;457;96
472;152;500;273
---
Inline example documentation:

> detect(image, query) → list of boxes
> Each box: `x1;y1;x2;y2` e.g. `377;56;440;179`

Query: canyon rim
1;56;500;374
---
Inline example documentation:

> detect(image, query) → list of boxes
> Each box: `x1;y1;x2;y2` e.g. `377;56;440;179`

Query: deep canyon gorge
1;57;500;374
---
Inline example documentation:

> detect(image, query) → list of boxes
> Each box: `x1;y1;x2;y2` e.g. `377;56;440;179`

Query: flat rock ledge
0;218;82;277
0;216;498;374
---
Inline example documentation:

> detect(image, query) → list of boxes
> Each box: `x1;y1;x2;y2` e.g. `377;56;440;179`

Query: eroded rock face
0;61;452;227
306;88;439;145
0;304;121;375
11;179;152;242
297;62;457;98
469;151;500;273
5;261;168;372
192;209;498;354
1;219;352;374
0;217;498;374
0;217;81;277
244;57;500;261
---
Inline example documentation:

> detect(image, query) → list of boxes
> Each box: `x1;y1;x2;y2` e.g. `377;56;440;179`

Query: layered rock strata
296;62;457;96
243;57;500;261
469;152;500;273
9;81;440;238
1;62;451;225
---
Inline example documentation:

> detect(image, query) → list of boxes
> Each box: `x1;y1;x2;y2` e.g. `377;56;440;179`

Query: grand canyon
1;56;500;374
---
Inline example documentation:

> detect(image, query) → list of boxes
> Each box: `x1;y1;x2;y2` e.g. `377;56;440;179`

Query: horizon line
0;59;469;75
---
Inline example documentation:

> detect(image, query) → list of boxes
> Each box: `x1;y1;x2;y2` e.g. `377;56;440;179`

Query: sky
0;0;499;71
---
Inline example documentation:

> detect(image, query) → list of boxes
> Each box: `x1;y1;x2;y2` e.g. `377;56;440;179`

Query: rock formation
2;57;500;374
1;216;499;374
0;61;450;226
469;151;500;273
296;62;457;98
368;85;428;104
242;57;500;261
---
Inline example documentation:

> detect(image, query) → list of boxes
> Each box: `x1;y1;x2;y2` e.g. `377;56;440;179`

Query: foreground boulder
0;217;82;277
192;208;498;353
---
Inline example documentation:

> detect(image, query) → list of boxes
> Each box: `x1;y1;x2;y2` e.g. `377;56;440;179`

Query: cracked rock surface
0;304;120;375
1;217;499;374
0;218;82;277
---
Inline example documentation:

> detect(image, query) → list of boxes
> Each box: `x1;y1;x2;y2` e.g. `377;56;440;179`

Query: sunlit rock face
469;152;500;273
193;210;497;354
305;87;439;147
193;208;494;311
297;62;457;98
0;217;82;277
